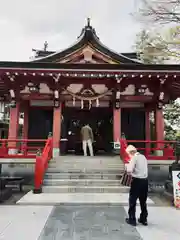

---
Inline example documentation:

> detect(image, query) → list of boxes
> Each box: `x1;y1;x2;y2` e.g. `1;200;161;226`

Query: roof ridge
31;20;141;64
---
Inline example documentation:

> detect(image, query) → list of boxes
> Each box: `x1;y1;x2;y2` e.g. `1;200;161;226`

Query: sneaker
125;218;136;226
138;218;148;226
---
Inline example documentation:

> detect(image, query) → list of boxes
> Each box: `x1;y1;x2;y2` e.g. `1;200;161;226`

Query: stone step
17;192;154;205
50;159;123;163
50;166;124;169
44;172;122;180
42;185;129;193
43;179;122;186
53;156;122;162
49;159;124;168
46;168;124;174
48;163;124;169
47;168;124;172
50;158;122;162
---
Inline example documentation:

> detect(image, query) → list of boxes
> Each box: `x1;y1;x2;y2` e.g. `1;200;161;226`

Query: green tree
136;0;180;61
163;102;179;141
135;30;179;140
164;101;180;126
135;29;169;63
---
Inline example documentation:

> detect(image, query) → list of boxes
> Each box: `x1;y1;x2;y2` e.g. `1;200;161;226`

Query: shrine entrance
28;108;53;140
61;106;113;155
27;106;146;155
121;108;145;149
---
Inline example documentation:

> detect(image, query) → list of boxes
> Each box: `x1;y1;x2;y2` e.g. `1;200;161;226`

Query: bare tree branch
138;0;180;24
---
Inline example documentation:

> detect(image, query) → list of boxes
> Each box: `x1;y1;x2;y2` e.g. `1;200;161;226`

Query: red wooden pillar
155;108;164;148
8;103;20;154
23;101;29;139
52;103;62;157
21;101;29;155
113;108;121;143
145;109;151;155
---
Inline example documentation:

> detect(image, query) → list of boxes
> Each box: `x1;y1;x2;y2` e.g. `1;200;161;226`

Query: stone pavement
17;192;154;205
0;204;180;239
39;205;141;240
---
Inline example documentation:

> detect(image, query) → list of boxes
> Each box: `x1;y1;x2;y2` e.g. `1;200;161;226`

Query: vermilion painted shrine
0;20;179;159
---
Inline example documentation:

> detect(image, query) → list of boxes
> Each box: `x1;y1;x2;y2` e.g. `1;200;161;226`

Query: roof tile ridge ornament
77;17;99;40
87;17;91;27
43;41;48;52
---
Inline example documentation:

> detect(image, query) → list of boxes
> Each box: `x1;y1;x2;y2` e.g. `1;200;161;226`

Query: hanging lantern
54;99;60;108
9;100;16;108
81;99;84;109
115;99;120;109
157;101;163;109
73;96;76;106
159;92;164;101
96;98;100;107
89;100;92;109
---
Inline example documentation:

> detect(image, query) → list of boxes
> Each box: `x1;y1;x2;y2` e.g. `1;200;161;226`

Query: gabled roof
32;19;141;64
0;61;180;71
32;49;138;61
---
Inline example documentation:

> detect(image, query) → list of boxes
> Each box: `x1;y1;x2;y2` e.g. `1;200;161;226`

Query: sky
0;0;142;61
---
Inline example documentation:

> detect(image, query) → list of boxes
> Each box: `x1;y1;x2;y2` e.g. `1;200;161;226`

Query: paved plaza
17;192;154;205
0;203;179;239
1;155;178;239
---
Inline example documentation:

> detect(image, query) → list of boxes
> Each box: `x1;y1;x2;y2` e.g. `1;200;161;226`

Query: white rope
65;89;112;101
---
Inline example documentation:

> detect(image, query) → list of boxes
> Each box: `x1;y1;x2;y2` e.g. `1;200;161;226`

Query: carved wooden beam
52;74;61;108
113;76;123;109
6;74;17;103
156;78;168;109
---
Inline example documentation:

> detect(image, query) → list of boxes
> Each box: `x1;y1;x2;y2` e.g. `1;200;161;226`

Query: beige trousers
82;139;94;156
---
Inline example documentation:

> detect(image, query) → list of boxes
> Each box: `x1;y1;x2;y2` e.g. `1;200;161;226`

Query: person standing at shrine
81;124;94;156
125;145;148;226
121;132;126;140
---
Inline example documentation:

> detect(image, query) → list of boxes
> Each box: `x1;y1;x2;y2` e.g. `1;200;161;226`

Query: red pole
33;155;43;194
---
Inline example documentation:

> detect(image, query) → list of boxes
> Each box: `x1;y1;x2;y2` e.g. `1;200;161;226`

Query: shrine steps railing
34;136;53;193
120;139;176;164
0;139;47;158
0;137;53;194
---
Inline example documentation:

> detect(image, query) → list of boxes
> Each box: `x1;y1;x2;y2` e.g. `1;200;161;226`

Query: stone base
53;148;60;158
8;149;18;155
113;149;120;155
156;150;163;156
33;188;42;194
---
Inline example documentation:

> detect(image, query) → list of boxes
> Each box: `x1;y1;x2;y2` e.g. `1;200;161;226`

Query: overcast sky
0;0;142;61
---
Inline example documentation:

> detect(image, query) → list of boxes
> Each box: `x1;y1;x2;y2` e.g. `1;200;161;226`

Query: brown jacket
81;125;94;141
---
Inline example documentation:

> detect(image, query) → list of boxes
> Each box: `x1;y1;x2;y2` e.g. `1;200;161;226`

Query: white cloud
0;0;142;61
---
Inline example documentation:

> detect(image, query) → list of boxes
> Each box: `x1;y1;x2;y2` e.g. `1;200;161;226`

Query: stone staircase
42;156;128;194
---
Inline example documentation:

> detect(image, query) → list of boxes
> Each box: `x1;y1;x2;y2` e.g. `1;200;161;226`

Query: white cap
126;145;137;153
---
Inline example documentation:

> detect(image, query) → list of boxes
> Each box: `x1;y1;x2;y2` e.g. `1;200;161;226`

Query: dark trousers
128;177;148;222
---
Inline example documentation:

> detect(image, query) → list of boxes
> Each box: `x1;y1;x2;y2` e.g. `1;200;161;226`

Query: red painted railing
0;139;46;158
34;136;53;193
120;139;176;163
120;139;130;163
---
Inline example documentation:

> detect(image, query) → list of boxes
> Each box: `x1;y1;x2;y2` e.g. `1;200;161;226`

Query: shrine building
0;20;180;157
